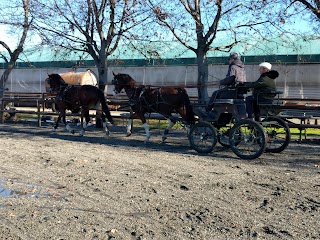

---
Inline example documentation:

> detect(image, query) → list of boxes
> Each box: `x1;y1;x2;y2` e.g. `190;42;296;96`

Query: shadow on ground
1;122;320;171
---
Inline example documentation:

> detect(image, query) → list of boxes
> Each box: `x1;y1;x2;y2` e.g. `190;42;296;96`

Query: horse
46;74;114;136
111;72;195;142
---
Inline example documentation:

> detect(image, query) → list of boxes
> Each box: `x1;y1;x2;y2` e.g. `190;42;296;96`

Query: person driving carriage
203;52;247;114
245;62;279;121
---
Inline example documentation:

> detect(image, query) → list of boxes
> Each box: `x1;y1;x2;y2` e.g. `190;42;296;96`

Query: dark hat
229;52;240;60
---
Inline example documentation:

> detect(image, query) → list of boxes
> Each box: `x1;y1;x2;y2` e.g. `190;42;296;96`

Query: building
1;36;320;98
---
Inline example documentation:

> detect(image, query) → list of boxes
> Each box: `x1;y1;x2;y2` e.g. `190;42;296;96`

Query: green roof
1;35;320;67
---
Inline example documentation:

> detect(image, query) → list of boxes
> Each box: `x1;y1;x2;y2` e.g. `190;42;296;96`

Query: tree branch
209;39;240;52
295;0;320;18
107;0;130;55
0;53;9;64
148;0;196;52
204;0;222;47
217;21;269;32
178;0;197;21
221;3;242;17
0;41;13;57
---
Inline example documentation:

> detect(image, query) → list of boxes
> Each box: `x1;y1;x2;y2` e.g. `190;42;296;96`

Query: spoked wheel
261;116;291;153
229;119;266;160
189;121;217;153
217;123;234;147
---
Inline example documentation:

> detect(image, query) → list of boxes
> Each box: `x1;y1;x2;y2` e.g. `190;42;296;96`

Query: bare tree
287;0;320;19
0;0;32;98
32;0;149;90
278;1;320;34
147;0;275;103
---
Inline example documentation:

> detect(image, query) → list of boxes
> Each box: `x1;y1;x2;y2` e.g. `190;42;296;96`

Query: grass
290;128;320;138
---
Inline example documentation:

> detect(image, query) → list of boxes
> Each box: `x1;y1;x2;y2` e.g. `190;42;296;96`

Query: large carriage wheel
229;119;266;160
261;116;291;153
189;121;217;153
216;120;238;147
217;123;233;147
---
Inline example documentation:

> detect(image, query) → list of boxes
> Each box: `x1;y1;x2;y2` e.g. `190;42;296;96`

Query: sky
0;1;319;62
0;26;15;51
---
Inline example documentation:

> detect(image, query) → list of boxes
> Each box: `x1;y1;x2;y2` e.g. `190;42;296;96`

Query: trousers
246;95;272;120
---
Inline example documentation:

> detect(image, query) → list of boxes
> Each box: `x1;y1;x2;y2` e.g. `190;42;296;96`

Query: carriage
110;73;290;160
189;86;291;159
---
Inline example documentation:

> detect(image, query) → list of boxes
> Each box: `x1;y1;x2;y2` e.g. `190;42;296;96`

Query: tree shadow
1;123;320;170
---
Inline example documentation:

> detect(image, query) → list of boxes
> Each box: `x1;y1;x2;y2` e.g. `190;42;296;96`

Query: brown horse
46;74;114;136
112;72;195;142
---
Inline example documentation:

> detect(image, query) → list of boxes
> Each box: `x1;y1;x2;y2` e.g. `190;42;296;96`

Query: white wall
1;64;320;98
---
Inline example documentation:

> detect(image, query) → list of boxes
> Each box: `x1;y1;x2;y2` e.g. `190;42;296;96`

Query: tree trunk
196;50;209;104
0;62;15;99
95;55;108;128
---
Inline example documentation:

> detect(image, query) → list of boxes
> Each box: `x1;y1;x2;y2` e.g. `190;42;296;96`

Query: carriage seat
257;91;284;106
213;99;234;104
213;98;245;105
258;99;284;106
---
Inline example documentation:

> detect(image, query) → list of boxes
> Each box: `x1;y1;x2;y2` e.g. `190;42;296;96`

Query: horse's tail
98;89;114;124
180;88;195;125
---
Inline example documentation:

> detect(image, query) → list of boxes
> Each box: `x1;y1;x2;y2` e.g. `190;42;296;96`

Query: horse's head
111;72;136;95
46;74;67;93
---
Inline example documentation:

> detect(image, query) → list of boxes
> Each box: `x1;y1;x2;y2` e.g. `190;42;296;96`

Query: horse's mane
119;73;137;85
49;73;67;86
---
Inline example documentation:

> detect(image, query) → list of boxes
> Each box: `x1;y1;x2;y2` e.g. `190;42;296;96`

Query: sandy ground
0;122;319;240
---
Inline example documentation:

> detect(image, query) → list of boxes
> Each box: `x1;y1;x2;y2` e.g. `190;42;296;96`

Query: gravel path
0;123;319;239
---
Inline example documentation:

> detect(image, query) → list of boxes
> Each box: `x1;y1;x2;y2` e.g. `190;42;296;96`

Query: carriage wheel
217;121;237;147
189;121;217;153
261;116;291;153
229;119;266;160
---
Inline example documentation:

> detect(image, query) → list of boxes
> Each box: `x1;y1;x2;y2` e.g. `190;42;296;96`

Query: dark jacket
219;59;246;86
246;70;279;99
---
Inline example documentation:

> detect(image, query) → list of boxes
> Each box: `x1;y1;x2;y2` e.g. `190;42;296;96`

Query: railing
1;92;320;142
0;92;168;127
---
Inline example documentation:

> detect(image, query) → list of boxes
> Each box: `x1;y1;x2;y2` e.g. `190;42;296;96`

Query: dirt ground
0;122;319;240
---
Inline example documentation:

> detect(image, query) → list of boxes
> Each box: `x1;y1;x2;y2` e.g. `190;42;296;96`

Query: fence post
37;99;41;127
0;99;4;124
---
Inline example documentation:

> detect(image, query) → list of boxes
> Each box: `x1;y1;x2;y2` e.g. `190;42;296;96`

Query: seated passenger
245;62;279;121
205;52;247;112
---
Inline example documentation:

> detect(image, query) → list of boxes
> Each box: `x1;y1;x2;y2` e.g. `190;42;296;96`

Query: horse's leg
126;113;136;137
52;113;61;132
176;107;191;135
162;117;176;142
101;113;110;136
126;108;137;137
139;114;150;143
80;108;89;136
64;111;74;134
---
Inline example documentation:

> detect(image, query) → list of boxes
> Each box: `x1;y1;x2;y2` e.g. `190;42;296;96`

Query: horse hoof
162;136;167;142
105;131;110;136
126;132;132;137
71;130;75;134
